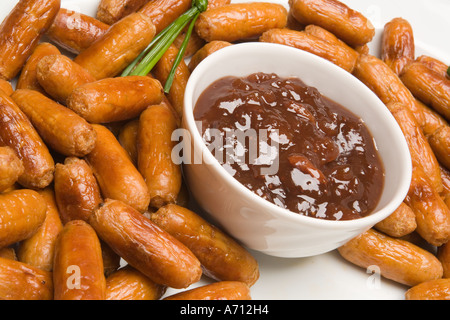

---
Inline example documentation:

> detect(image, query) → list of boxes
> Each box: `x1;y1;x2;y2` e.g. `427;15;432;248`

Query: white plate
1;0;448;300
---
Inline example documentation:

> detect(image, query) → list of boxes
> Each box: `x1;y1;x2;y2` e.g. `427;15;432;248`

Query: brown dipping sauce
194;72;384;221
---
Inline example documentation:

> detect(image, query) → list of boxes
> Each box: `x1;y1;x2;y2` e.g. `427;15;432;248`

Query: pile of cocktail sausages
0;0;449;300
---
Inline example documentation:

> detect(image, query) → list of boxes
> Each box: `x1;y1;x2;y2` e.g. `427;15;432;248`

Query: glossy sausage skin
0;257;53;300
0;190;47;249
105;265;166;300
163;281;252;300
405;166;450;246
139;0;192;34
153;45;190;119
428;126;450;170
0;146;24;193
387;102;443;193
46;8;109;55
67;76;164;124
36;54;96;105
381;17;415;75
0;91;54;189
438;241;450;279
54;157;103;224
118;119;140;165
352;54;426;132
400;61;450;121
173;30;206;59
137;104;182;209
16;42;61;94
74;12;156;80
405;279;450;300
415;98;448;136
188;41;232;72
0;0;60;80
151;204;260;286
0;247;16;260
416;55;450;79
85;124;150;213
89;199;202;289
0;80;13;96
338;228;443;286
288;0;375;47
97;0;150;25
260;28;358;73
195;2;288;42
374;202;417;238
11;89;97;157
53;220;106;300
16;188;63;272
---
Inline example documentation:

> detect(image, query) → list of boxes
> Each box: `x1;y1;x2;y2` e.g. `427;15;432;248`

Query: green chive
121;0;208;94
164;14;200;93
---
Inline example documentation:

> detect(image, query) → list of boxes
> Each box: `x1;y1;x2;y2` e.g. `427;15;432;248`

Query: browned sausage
97;0;150;25
16;42;61;94
139;0;192;34
0;247;16;260
381;18;415;75
0;189;47;249
36;54;96;105
387;102;443;193
0;91;54;189
0;146;24;193
101;241;121;277
0;257;53;300
405;166;450;246
16;188;63;272
153;45;190;119
85;124;150;213
11;89;97;157
0;0;60;80
74;12;155;80
428;126;450;170
118;119;140;165
259;28;359;73
338;228;443;286
286;9;305;31
0;79;13;96
151;204;260;286
66;76;163;124
163;281;252;300
415;98;448;136
188;40;232;72
105;265;166;300
288;0;375;47
405;279;450;300
195;2;288;43
416;55;450;79
53;220;106;300
173;30;206;59
54;157;103;224
352;54;426;133
137;104;182;208
46;8;109;55
89;199;202;289
374;202;417;238
303;24;342;45
438;241;450;279
400;61;450;121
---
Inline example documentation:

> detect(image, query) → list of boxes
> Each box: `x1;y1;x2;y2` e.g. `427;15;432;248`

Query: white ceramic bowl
182;42;412;258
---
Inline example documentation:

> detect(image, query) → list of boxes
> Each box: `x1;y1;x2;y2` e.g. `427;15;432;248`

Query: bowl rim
183;42;412;230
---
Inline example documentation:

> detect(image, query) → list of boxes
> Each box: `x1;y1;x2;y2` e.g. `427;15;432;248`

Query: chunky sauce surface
194;72;384;221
